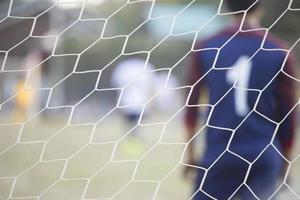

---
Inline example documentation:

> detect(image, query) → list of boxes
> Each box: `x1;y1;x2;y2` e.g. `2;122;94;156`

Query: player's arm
184;50;203;176
276;53;298;162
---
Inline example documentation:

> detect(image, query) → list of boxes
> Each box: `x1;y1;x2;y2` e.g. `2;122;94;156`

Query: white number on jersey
226;56;252;116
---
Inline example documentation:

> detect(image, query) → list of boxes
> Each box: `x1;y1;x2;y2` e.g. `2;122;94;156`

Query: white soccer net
0;0;299;199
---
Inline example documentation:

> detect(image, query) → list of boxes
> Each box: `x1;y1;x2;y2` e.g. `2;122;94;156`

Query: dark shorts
124;113;141;124
193;146;283;200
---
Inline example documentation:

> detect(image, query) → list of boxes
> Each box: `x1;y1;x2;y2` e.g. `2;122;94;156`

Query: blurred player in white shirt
111;58;156;122
111;58;157;155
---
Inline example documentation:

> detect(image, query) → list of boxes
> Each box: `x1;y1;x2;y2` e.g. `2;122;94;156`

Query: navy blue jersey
185;24;298;199
185;24;297;164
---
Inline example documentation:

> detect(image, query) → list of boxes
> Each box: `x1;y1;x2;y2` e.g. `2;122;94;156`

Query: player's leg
125;112;140;135
122;111;144;156
193;151;249;200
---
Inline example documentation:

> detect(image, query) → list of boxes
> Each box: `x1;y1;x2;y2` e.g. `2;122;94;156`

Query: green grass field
0;112;299;200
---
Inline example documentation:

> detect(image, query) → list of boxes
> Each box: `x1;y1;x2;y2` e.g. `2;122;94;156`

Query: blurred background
0;0;299;199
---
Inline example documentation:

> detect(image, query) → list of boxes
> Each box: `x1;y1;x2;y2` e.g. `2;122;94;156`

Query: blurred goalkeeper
184;0;298;199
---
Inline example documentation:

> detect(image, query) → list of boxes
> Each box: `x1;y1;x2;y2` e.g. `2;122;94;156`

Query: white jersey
155;72;180;112
111;58;156;114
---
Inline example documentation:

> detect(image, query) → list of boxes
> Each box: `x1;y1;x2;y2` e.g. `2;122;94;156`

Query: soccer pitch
0;113;299;200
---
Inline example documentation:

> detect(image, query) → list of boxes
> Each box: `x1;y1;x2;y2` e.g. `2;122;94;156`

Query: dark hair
225;0;259;13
